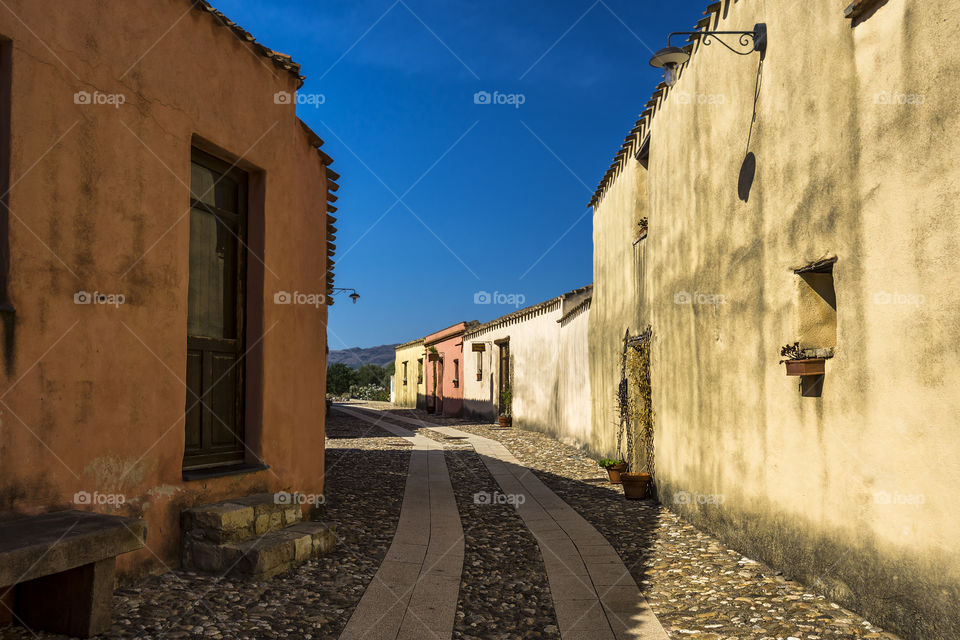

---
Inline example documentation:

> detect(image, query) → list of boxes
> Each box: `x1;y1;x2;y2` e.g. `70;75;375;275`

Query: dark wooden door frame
436;357;444;413
183;148;248;470
497;339;510;415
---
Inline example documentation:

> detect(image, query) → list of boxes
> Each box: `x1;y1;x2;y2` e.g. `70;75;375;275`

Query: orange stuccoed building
0;0;338;580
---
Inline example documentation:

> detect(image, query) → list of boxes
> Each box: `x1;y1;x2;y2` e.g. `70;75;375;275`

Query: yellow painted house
588;1;959;639
393;338;425;409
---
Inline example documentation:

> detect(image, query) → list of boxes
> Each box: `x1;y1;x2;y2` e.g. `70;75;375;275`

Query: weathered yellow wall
393;340;424;408
590;2;960;638
589;162;646;458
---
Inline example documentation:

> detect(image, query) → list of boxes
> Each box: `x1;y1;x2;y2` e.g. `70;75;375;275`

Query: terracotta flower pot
620;473;652;500
605;463;628;484
498;415;512;427
784;358;825;376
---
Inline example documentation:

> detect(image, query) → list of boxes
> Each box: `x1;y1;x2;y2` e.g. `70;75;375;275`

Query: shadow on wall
849;0;890;27
462;399;497;424
739;52;764;203
738;152;756;202
417;392;466;418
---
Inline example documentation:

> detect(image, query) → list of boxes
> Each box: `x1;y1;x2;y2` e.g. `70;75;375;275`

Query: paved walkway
341;405;668;640
337;407;464;640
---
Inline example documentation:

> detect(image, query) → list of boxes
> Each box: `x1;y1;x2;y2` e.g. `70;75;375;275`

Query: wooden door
498;342;510;414
436;358;444;413
183;149;247;470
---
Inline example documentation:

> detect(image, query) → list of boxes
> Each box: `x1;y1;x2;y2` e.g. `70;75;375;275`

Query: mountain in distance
328;344;399;369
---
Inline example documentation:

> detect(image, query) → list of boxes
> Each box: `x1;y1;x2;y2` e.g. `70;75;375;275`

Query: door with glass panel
183;149;247;469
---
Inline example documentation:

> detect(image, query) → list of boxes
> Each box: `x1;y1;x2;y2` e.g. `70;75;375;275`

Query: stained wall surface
589;2;960;638
0;0;332;578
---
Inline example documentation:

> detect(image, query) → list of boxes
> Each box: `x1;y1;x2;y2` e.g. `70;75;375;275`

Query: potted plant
620;471;652;499
779;342;825;376
598;458;628;484
636;216;648;240
498;386;512;427
427;346;440;362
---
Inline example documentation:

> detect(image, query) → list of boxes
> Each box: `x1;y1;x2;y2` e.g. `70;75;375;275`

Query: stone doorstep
181;493;303;545
183;522;335;578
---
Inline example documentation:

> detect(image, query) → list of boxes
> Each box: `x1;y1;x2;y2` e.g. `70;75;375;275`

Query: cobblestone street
3;402;901;640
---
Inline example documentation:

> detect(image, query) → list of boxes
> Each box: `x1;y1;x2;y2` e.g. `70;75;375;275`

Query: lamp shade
649;46;690;68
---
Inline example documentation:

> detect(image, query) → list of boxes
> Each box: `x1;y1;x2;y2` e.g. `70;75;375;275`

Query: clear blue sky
212;0;708;349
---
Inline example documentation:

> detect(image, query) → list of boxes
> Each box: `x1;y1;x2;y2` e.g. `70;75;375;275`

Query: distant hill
328;344;399;369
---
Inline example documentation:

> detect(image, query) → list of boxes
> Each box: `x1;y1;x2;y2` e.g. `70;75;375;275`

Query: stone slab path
337;407;464;640
342;405;669;640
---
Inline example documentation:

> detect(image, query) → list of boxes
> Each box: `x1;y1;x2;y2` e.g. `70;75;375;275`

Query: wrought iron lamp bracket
667;23;767;57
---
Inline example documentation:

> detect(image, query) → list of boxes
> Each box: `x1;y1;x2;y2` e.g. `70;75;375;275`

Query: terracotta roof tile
465;285;592;338
193;1;305;88
588;0;745;207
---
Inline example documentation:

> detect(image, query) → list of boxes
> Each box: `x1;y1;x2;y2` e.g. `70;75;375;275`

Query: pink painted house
423;321;477;417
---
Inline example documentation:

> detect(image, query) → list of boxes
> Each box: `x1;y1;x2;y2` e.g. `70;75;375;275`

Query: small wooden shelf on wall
784;358;825;376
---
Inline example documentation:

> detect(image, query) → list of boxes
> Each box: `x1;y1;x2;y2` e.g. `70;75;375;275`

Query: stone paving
368;403;903;640
349;406;669;640
0;403;904;640
336;407;463;640
442;442;559;639
0;411;411;640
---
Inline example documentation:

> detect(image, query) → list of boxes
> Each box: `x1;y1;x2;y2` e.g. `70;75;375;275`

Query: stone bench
0;510;147;638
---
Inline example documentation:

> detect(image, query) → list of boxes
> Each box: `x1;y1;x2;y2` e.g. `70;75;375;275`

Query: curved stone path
338;405;669;640
337;408;464;640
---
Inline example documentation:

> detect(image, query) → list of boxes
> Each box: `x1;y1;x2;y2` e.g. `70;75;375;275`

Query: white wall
463;297;593;448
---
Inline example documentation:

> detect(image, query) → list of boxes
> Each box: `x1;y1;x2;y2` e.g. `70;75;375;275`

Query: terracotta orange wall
0;0;330;579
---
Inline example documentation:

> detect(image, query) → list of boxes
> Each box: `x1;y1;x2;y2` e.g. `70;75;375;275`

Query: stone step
182;521;337;578
181;493;302;545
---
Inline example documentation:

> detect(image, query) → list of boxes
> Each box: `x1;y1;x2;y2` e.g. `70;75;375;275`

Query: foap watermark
873;291;925;307
874;491;925;509
673;490;725;506
873;92;925;106
74;90;126;108
274;291;325;308
74;290;125;308
474;290;526;308
473;90;525;108
74;490;126;506
473;491;526;506
675;91;727;106
674;290;726;306
274;491;326;506
274;91;326;107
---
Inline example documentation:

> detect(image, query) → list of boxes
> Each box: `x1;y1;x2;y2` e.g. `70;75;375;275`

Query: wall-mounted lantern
649;23;767;87
330;287;361;304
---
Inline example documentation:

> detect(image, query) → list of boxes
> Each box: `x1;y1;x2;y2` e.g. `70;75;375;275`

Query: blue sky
212;0;708;349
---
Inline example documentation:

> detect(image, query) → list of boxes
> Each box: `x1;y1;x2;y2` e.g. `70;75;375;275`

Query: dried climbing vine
616;327;655;474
